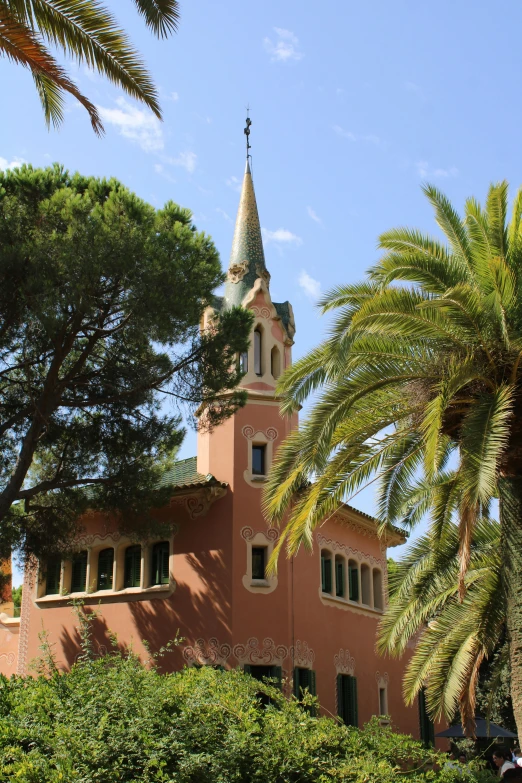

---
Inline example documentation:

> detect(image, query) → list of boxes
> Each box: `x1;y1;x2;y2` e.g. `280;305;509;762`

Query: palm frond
133;0;179;37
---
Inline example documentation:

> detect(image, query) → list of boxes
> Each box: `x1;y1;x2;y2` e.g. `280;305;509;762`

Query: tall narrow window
124;545;141;588
270;346;281;379
379;686;387;715
71;550;88;593
321;551;332;594
97;548;114;591
294;667;317;714
239;352;248;373
335;557;345;598
348;560;359;601
419;688;435;746
361;563;371;606
252;546;267;580
152;541;170;585
337;674;358;727
373;569;383;610
254;328;262;375
252;444;266;476
45;557;62;595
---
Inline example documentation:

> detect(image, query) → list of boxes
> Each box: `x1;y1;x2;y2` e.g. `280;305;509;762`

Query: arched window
271;346;281;379
348;559;359;601
320;550;332;594
254;328;262;376
373;569;383;610
45;556;62;595
97;548;114;591
152;541;170;585
360;563;371;606
335;556;345;598
124;545;141;588
71;550;88;593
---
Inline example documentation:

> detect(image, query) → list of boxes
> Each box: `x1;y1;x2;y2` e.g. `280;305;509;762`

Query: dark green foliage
0;165;253;559
0;639;495;783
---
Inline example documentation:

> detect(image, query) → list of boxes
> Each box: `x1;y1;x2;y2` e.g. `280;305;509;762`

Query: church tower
197;119;296;494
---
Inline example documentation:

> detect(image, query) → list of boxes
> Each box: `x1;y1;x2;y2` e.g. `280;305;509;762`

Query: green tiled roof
159;457;225;490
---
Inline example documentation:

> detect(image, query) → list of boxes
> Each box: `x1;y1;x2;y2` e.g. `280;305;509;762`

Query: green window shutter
152;542;169;585
349;566;359;601
124;546;141;588
293;667;300;698
419;689;434;746
336;560;344;597
337;674;344;721
243;664;252;675
309;669;316;697
321;555;332;592
45;557;61;595
97;548;114;590
351;676;358;728
71;551;87;593
271;665;282;690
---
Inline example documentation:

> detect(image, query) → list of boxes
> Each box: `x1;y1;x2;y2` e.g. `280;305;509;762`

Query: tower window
124;545;142;588
152;541;170;585
252;444;266;476
252;546;267;580
254;328;262;375
71;550;88;593
97;548;114;591
379;686;387;715
239;352;248;373
271;346;281;379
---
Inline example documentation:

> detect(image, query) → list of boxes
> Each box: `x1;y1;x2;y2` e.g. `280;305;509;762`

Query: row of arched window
320;550;384;611
41;541;171;597
240;326;282;379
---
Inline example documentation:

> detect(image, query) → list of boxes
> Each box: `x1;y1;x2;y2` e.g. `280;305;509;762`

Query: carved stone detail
334;648;356;676
290;640;315;668
375;670;389;685
251;304;271;319
233;637;288;665
170;486;226;519
317;534;385;567
183;638;232;667
227;261;248;283
0;652;15;667
255;265;271;287
242;425;278;441
241;526;279;542
17;559;37;676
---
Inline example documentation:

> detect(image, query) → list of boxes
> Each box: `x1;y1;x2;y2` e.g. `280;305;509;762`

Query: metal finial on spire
244;108;252;159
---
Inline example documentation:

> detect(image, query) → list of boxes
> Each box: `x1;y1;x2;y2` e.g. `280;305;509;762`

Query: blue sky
3;0;518;579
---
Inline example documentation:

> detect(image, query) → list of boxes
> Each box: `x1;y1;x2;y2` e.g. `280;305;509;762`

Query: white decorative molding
290;640;315;668
233;637;288;665
74;531;122;548
241;526;279;542
183;638;232;667
334;648;356;676
17;558;37;676
375;670;389;686
242;427;278;489
240;527;279;594
242;425;278;441
0;652;15;667
251;304;271;319
255;265;271;287
170;486;226;519
316;534;384;567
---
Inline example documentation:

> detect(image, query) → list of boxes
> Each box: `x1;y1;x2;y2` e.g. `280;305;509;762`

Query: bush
0;611;497;783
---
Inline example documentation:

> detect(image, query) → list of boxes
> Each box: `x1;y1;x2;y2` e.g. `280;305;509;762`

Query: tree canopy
0;164;252;559
0;0;179;133
264;180;522;738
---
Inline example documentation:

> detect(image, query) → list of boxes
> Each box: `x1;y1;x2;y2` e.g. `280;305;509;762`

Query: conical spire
223;157;270;308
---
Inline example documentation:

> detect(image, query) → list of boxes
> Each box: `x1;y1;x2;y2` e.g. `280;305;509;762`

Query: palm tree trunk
499;476;522;738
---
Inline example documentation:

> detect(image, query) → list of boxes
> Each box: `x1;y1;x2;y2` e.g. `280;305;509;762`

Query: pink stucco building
0;147;436;743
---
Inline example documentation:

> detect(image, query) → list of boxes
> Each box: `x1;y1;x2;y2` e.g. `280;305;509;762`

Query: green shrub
0;611;497;782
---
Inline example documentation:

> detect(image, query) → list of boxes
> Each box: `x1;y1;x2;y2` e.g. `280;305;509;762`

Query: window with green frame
124;545;141;588
337;674;358;727
45;557;62;595
97;548;114;591
293;667;317;715
321;552;332;593
151;541;169;585
335;558;345;597
71;550;88;593
418;688;435;746
348;562;359;601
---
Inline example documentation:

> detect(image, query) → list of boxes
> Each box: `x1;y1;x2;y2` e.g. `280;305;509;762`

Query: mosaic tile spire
223;158;271;308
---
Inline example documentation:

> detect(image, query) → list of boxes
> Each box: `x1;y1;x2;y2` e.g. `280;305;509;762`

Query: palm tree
379;518;503;732
0;0;179;134
264;181;522;737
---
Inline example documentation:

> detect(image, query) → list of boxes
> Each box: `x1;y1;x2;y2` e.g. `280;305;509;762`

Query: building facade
0;152;433;740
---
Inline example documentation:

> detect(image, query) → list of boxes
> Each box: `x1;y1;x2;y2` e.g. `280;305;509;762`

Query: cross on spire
244;109;252;159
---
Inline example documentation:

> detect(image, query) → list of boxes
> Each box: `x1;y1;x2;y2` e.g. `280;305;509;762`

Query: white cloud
262;227;303;245
0;156;26;171
299;270;321;300
416;160;458;179
98;97;163;152
216;207;232;223
169;91;179;101
264;27;303;62
333;125;380;145
226;175;242;193
307;206;322;224
164;150;197;173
